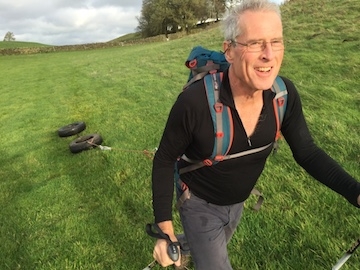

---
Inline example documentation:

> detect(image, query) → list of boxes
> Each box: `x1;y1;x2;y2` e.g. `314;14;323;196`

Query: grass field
0;0;359;269
0;41;49;48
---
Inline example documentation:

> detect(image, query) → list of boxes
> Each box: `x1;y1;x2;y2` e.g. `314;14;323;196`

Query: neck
229;74;263;103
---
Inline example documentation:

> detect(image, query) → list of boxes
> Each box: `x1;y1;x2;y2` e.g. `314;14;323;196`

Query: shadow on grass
58;146;154;268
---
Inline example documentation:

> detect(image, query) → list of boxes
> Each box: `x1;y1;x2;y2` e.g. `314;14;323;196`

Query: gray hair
222;0;282;41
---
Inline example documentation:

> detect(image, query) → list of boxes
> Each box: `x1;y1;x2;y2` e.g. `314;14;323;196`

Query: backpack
175;46;288;210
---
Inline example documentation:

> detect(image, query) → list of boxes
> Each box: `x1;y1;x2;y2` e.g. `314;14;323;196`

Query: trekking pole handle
167;241;180;262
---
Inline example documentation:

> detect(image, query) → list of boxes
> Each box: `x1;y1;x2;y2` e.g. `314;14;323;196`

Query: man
151;0;360;269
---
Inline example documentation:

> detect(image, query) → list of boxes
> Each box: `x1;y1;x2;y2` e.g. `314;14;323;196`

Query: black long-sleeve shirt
152;70;360;223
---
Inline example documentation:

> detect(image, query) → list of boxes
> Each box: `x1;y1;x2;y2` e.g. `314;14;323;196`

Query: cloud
0;0;142;45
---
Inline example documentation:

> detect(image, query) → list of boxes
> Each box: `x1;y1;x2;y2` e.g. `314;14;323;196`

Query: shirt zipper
247;137;252;147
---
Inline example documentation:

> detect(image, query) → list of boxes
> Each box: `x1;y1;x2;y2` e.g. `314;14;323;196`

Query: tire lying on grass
58;121;86;137
69;134;103;154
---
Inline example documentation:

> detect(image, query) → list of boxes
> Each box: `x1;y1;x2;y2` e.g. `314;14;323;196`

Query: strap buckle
214;102;223;113
203;159;213;166
214;155;224;162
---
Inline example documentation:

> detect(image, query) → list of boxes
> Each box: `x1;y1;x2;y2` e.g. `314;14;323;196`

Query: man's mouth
256;67;272;72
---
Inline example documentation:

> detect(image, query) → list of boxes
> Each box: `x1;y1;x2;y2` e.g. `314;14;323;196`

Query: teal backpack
175;46;288;210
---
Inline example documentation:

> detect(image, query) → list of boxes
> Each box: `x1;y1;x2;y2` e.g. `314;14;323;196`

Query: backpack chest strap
179;142;273;175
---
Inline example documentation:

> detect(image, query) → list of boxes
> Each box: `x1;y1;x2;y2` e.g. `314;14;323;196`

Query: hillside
281;0;359;42
0;40;49;48
0;0;359;269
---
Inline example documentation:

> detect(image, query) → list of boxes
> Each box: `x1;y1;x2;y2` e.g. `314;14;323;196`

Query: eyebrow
243;37;284;42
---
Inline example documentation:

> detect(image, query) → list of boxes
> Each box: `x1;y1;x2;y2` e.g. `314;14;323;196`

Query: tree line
136;0;241;38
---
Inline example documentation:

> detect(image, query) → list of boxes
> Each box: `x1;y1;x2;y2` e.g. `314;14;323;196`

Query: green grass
0;41;49;48
108;32;143;43
0;0;359;269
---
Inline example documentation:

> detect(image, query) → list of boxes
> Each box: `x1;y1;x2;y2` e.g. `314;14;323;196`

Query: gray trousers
178;192;245;270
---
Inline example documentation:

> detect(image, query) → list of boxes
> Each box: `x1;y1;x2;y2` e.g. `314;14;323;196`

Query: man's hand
357;194;360;206
153;238;181;267
152;221;181;267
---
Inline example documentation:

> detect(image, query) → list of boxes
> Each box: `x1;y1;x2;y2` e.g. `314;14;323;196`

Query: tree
136;0;155;37
135;0;240;38
137;0;208;38
210;0;227;19
3;31;15;41
225;0;243;10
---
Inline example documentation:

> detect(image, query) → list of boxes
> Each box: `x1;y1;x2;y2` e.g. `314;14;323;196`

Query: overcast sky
0;0;285;46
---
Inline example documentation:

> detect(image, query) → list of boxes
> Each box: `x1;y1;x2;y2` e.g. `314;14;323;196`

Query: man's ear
223;41;234;63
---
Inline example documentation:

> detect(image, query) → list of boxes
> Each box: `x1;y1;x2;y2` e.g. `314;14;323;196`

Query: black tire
58;121;86;137
69;134;103;154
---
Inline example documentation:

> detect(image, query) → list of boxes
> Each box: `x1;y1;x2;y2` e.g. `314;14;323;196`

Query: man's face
224;10;284;92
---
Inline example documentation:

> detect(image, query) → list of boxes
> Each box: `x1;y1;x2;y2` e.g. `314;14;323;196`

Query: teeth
257;67;271;72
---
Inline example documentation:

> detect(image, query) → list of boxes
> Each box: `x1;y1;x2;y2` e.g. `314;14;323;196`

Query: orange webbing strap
224;106;234;155
273;97;281;141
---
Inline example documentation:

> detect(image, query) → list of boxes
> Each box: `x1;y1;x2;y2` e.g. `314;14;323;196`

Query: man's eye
249;41;262;47
272;40;283;45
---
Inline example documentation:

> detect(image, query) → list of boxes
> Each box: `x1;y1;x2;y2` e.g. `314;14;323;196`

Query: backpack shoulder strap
203;72;233;163
179;76;289;174
177;76;288;211
271;76;288;153
183;61;220;90
271;76;288;139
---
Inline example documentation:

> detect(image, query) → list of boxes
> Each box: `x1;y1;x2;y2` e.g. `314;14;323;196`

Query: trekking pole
143;223;180;269
142;260;157;270
332;238;360;270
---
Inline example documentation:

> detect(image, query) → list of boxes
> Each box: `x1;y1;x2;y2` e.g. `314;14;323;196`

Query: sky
0;0;285;46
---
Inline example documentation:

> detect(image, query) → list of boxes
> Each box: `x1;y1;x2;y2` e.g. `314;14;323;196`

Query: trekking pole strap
145;223;172;242
145;223;181;262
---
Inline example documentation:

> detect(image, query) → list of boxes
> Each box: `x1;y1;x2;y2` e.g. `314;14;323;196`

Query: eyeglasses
231;39;284;52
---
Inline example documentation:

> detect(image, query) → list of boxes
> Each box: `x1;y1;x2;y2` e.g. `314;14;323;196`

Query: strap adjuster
203;159;213;166
216;132;224;138
214;155;224;161
275;131;282;140
214;102;223;113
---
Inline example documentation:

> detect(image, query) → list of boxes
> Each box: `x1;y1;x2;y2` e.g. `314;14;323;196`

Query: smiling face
223;10;284;93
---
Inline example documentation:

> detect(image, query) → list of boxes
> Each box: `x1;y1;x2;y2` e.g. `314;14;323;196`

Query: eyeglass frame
229;38;285;52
